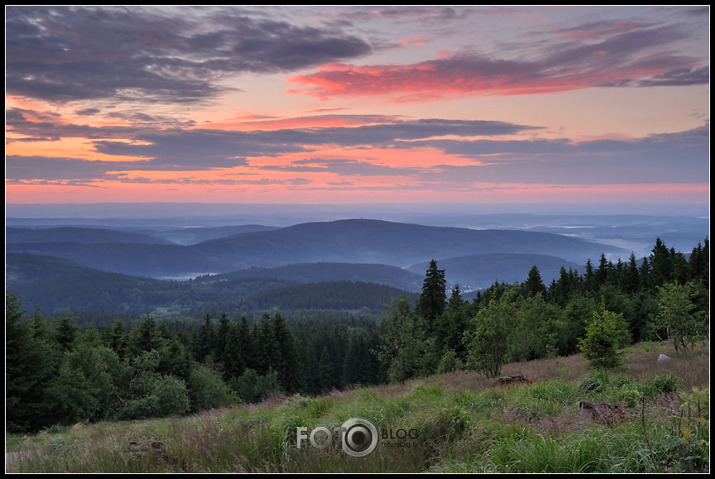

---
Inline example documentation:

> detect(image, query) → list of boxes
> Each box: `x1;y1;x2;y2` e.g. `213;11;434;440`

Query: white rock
657;354;672;362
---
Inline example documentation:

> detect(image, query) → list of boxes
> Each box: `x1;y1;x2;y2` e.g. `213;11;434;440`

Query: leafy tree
377;295;424;383
437;348;463;374
509;293;565;361
45;345;128;424
653;281;706;352
466;287;519;378
187;362;239;412
578;299;628;369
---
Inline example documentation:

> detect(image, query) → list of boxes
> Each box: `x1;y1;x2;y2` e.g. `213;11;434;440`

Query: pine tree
377;295;424;383
55;315;79;352
439;285;470;359
342;330;379;387
584;259;596;292
192;313;216;363
578;299;628;369
223;315;252;380
416;259;447;334
621;253;640;293
272;312;303;393
6;294;61;432
524;265;547;297
214;312;231;367
650;237;673;287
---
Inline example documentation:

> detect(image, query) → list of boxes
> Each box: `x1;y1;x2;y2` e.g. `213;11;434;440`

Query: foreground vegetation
6;341;709;473
6;237;709;433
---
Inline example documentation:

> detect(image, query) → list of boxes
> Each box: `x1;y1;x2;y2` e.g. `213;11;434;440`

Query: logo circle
341;418;378;457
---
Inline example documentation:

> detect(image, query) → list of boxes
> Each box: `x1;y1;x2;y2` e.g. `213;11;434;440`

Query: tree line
6;237;708;433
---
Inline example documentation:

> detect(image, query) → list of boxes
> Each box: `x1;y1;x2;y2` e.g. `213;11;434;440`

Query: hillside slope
193;219;627;269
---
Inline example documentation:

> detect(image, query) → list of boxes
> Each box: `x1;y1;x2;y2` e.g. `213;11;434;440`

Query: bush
437;349;463;374
230;368;282;403
187;363;239;412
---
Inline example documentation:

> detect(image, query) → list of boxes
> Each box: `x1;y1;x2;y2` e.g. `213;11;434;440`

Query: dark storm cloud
5;6;372;103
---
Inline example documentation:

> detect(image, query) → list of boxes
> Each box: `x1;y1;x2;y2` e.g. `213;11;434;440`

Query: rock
657;354;672;362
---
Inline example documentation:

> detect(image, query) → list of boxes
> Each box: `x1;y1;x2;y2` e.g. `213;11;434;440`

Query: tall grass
6;341;709;473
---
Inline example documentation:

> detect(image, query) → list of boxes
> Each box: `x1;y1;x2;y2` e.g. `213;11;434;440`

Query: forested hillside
6;237;708;434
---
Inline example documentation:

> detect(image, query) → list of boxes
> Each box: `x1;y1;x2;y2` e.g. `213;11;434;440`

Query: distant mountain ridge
7;219;629;278
6;226;170;245
193;219;628;270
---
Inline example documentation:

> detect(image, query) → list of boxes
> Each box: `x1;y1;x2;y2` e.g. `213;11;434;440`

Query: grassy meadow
6;341;709;473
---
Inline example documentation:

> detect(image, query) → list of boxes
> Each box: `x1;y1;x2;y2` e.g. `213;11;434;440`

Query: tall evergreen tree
214;312;231;368
524;265;547;297
439;285;470;359
192;313;216;363
377;295;424;383
6;294;61;432
416;259;447;333
55;315;79;352
342;330;379;387
272;312;303;393
621;253;640;293
583;259;596;292
650;237;673;287
223;315;252;380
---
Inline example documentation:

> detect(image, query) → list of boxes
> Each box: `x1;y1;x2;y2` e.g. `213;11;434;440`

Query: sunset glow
5;6;709;206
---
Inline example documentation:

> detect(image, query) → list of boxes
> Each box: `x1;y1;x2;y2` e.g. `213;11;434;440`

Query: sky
5;5;710;207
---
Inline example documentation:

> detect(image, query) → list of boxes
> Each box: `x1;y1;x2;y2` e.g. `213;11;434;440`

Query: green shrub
187;363;239;412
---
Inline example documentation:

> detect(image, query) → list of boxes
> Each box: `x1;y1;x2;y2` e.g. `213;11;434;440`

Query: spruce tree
416;259;447;333
524;265;547;297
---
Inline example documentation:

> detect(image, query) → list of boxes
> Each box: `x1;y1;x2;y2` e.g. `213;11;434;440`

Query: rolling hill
193;262;423;292
408;253;583;290
6;226;170;245
192;219;628;269
150;225;280;245
5;254;419;316
6;219;628;279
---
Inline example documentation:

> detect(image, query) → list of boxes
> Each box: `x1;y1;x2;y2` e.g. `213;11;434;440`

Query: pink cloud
288;25;706;102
